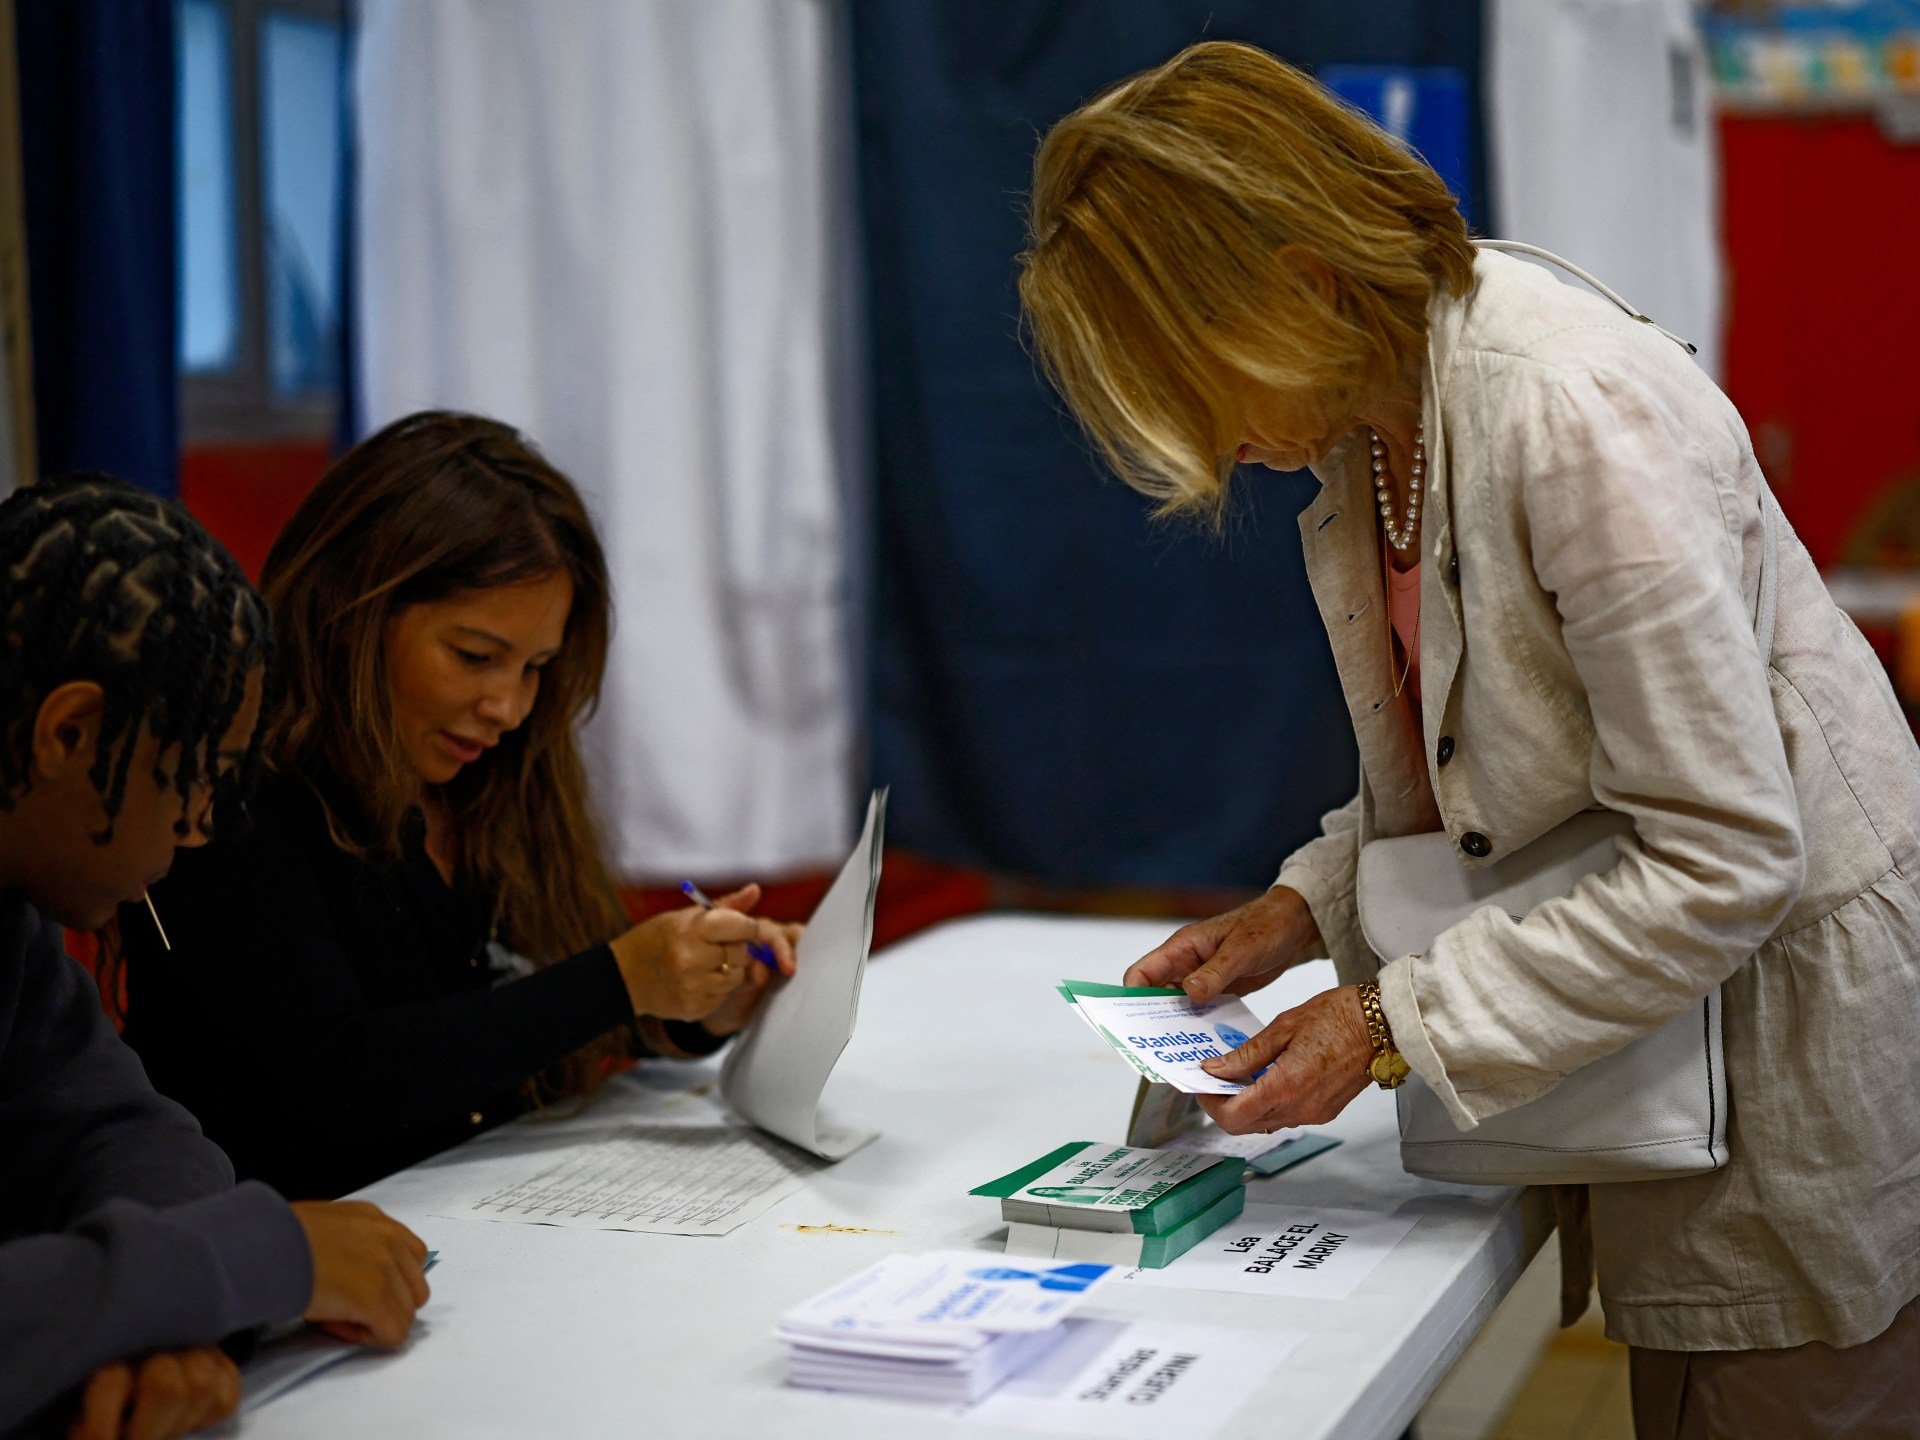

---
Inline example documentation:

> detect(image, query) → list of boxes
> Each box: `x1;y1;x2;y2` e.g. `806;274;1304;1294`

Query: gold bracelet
1356;980;1411;1090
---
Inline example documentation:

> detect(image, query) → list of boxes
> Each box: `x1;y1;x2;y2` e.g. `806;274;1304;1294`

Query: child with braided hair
0;476;429;1440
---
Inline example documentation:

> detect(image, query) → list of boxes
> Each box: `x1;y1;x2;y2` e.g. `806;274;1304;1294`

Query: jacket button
469;1111;484;1126
1436;735;1455;766
1448;553;1460;586
1460;831;1491;858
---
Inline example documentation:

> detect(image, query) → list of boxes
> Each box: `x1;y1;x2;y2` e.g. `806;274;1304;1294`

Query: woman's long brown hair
261;410;626;1097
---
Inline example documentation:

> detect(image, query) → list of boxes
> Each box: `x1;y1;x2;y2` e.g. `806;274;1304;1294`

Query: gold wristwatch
1357;981;1411;1089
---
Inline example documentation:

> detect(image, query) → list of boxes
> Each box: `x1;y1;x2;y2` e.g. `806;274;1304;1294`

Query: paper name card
961;1317;1304;1438
1122;1202;1422;1301
1059;981;1267;1095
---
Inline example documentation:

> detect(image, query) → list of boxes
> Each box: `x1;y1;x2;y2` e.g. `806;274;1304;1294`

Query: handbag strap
1755;486;1780;667
1473;238;1698;356
1474;238;1778;668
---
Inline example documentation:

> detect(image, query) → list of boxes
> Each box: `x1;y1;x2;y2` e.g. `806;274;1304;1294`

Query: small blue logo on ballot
967;1263;1110;1292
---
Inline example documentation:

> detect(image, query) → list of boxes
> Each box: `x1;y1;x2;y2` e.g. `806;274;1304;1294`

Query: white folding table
243;913;1548;1439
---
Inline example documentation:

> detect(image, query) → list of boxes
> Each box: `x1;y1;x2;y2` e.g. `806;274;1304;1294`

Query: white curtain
1488;0;1724;379
355;0;857;878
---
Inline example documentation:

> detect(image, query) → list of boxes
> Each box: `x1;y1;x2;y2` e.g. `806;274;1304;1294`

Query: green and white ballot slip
1006;1186;1248;1269
1057;980;1268;1095
971;1142;1244;1235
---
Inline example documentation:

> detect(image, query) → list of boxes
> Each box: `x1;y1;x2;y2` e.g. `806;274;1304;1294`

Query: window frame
179;0;347;444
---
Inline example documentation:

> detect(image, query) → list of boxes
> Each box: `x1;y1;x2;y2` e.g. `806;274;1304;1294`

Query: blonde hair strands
1019;41;1477;516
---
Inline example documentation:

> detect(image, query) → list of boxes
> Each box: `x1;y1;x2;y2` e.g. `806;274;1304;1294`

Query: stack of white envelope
777;1250;1112;1405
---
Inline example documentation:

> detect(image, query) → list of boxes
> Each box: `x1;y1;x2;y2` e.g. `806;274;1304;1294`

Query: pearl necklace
1371;423;1426;555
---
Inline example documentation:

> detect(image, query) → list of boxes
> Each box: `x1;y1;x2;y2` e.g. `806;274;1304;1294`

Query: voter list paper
1059;981;1267;1095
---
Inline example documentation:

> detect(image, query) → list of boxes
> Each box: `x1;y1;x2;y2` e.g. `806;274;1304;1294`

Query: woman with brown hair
120;411;798;1201
1020;40;1920;1438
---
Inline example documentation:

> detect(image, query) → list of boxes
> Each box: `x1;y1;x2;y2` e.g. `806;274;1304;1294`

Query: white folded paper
721;790;886;1159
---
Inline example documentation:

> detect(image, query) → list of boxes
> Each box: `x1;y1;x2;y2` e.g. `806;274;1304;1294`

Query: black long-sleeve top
0;892;310;1434
120;771;660;1200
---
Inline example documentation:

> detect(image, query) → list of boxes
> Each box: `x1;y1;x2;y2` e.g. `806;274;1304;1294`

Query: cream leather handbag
1355;244;1778;1186
1359;808;1730;1186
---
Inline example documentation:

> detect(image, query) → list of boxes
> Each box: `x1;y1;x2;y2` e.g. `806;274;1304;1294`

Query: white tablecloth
245;913;1548;1440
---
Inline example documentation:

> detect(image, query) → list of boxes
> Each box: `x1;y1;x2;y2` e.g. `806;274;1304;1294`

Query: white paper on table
1120;1202;1421;1301
428;1123;817;1235
721;790;885;1159
241;1253;439;1411
959;1317;1304;1438
1066;989;1268;1095
241;1329;356;1413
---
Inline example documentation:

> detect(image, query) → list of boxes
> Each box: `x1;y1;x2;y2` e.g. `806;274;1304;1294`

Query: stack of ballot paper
778;1251;1112;1404
971;1141;1246;1268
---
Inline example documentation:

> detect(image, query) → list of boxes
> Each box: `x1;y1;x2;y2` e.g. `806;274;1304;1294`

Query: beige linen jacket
1276;249;1920;1352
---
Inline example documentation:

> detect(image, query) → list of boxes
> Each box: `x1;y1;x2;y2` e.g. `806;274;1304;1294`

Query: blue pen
680;881;781;971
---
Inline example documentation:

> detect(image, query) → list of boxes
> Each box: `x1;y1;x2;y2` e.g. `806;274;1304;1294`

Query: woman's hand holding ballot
1195;986;1375;1134
1125;885;1322;999
1129;887;1374;1134
610;882;800;1025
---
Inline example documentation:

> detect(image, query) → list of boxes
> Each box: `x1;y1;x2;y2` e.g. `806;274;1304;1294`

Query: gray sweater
0;893;311;1432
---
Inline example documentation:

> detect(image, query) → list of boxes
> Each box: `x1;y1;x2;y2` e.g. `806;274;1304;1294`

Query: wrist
1356;980;1410;1089
632;1015;729;1059
1266;884;1323;962
610;920;667;1014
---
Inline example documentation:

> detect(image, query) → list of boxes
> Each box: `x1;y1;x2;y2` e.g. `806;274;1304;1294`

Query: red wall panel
1720;113;1920;567
177;440;330;580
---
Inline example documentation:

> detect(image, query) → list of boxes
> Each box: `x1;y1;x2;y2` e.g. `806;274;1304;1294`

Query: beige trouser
1629;1293;1920;1439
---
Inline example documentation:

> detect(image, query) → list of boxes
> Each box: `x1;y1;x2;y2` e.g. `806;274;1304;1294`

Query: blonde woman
1019;41;1920;1437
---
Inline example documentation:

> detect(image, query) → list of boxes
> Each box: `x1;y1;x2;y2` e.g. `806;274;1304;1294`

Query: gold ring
718;959;734;977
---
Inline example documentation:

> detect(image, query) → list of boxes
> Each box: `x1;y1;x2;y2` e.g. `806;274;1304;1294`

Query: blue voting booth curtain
853;1;1484;889
15;0;178;494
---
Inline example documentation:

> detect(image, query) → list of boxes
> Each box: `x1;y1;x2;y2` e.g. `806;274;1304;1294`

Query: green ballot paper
971;1141;1243;1236
1005;1187;1249;1269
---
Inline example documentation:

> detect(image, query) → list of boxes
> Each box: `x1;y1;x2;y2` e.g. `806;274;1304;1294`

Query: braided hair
0;474;272;840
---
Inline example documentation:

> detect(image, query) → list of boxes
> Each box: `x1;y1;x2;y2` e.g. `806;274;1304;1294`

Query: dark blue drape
334;7;361;452
16;0;177;494
853;1;1484;889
